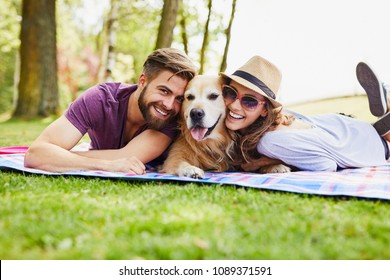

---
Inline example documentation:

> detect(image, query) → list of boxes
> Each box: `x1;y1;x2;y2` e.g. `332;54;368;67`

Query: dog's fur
161;75;234;178
161;75;291;178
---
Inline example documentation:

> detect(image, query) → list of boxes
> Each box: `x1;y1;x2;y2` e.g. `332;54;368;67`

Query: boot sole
356;62;387;117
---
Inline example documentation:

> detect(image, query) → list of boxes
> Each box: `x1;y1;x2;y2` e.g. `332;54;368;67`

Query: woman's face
223;80;268;131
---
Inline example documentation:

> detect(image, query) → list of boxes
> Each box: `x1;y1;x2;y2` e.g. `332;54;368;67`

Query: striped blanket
1;147;389;200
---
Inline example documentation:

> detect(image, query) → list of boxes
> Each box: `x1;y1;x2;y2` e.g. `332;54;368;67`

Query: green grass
289;94;376;123
0;96;389;260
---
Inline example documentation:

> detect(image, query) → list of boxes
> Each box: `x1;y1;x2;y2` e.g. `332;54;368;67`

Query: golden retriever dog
161;75;291;178
161;75;234;178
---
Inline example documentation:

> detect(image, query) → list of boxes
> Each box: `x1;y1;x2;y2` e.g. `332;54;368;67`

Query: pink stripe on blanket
0;146;29;154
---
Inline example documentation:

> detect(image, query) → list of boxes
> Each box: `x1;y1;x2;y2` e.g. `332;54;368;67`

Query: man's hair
143;48;197;82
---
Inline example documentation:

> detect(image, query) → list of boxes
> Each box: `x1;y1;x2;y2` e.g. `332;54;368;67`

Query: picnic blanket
1;146;390;200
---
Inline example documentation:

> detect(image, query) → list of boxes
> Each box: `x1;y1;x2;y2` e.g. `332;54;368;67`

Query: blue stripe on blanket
1;154;389;200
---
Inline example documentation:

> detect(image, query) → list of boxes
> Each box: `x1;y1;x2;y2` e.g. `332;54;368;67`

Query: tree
14;0;58;118
178;4;189;54
0;0;21;114
98;0;120;82
199;0;212;74
220;0;236;72
105;1;161;81
155;0;180;49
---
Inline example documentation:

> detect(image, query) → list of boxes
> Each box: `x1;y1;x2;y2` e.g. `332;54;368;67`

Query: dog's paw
259;164;291;174
178;166;205;179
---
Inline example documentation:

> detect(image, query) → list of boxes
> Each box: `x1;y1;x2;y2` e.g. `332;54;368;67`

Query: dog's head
181;75;226;142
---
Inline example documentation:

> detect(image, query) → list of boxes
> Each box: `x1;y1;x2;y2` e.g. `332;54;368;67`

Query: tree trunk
199;0;212;74
155;0;180;49
14;0;58;118
98;0;120;83
220;0;236;72
179;7;188;54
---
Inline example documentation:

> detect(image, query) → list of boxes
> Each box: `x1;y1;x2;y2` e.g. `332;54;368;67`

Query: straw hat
220;55;283;108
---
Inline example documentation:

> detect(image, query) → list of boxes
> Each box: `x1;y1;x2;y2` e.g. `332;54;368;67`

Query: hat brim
220;72;283;108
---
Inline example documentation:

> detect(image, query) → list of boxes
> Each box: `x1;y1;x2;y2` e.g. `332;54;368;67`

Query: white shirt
257;110;388;171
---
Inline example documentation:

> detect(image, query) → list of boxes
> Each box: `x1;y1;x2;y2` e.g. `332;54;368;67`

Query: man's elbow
24;146;40;169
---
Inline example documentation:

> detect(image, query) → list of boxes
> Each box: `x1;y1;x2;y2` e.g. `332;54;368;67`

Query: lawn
0;96;389;260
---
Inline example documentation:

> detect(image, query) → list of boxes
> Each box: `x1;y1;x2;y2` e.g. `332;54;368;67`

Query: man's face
138;70;188;130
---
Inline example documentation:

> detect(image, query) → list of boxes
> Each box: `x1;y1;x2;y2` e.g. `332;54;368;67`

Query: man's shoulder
98;82;136;91
69;83;137;108
95;82;137;100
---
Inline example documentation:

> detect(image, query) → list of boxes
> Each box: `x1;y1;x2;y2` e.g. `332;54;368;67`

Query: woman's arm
240;156;284;172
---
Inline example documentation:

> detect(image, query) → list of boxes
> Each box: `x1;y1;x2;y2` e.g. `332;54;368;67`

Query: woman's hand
240;156;283;172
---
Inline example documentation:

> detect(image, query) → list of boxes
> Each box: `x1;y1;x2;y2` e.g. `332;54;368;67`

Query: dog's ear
218;76;224;88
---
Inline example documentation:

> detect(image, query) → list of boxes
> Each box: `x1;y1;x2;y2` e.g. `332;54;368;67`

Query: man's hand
109;156;146;174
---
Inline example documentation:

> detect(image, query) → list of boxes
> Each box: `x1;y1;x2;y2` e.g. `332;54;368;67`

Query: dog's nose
190;108;205;121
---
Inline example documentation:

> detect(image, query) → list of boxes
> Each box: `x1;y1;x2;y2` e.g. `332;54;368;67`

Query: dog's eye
176;96;184;103
186;94;195;101
209;93;219;100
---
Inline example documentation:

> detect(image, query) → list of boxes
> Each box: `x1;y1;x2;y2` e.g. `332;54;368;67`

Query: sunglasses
222;85;265;110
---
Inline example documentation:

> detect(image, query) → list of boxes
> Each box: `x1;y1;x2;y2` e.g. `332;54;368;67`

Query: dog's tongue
190;127;208;141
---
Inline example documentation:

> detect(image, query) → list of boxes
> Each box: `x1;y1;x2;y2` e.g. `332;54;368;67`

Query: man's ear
138;73;147;87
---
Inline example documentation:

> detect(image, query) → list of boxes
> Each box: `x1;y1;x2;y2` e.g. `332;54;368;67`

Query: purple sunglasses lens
241;96;259;109
223;85;260;110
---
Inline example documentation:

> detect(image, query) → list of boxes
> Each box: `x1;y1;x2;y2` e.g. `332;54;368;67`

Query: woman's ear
261;109;268;118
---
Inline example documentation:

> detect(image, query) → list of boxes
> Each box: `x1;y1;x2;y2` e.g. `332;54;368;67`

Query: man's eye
161;90;168;95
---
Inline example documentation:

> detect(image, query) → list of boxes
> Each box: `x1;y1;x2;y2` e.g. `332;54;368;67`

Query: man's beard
138;85;177;130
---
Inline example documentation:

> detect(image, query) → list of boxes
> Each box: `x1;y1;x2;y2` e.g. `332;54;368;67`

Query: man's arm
74;129;173;165
24;116;146;174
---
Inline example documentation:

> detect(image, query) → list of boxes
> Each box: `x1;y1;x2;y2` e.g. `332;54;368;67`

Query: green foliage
174;0;228;72
113;0;162;81
0;0;233;115
0;0;21;53
56;0;103;104
0;0;21;114
0;86;14;114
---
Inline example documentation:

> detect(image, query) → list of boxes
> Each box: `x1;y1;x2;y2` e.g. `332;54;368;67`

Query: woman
220;56;390;172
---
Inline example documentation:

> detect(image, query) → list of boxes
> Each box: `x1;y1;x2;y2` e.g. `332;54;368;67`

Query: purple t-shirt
64;82;179;165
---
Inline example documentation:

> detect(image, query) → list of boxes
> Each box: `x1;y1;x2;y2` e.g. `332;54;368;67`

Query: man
24;48;197;174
